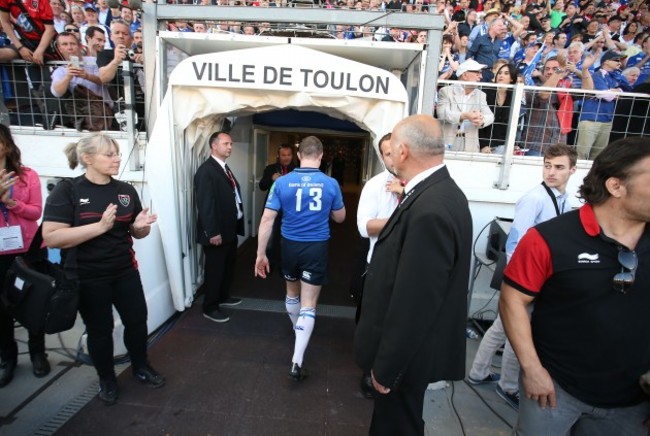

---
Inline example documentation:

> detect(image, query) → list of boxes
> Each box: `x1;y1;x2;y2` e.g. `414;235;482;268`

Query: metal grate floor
230;297;356;319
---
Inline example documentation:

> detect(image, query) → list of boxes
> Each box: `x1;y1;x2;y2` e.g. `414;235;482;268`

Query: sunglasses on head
613;247;637;294
65;28;80;33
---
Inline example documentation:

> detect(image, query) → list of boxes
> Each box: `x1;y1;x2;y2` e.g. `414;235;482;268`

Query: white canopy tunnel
148;44;409;311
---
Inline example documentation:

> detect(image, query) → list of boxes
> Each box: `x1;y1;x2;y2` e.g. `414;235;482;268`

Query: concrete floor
0;300;516;436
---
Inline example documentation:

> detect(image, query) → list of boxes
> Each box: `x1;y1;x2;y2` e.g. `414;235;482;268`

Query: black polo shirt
504;204;650;408
43;176;143;280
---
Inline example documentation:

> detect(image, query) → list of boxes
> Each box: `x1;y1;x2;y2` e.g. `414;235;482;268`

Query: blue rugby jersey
265;168;344;242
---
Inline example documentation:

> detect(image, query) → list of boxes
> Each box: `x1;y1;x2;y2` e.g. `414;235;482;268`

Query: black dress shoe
98;378;119;405
31;353;51;378
0;359;16;388
360;374;374;399
133;364;166;388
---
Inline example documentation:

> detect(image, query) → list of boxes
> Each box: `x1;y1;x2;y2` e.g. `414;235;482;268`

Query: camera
127;49;136;60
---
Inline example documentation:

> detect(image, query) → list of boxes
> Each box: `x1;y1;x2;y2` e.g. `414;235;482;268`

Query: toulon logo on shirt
118;195;131;207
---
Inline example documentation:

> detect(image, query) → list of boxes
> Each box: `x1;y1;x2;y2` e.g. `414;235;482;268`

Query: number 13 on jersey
295;187;323;211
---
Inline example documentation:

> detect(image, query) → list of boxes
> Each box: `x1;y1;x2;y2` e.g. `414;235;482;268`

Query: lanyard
541;182;562;216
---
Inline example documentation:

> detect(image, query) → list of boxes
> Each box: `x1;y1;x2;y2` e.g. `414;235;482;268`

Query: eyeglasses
65;28;80;33
101;152;122;159
613;247;637;294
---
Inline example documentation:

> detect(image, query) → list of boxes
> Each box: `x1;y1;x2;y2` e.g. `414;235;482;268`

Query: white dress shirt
505;183;571;260
357;170;400;262
213;156;243;219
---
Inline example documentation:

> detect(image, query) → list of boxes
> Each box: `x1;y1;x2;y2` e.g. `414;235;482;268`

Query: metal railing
4;58;649;168
0;59;144;134
436;79;650;158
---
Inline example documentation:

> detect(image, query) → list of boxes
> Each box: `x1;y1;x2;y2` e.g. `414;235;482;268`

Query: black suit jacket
194;157;244;246
258;162;296;192
354;166;472;390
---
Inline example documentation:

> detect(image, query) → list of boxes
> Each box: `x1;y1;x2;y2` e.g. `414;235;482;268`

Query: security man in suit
194;131;244;323
354;115;473;435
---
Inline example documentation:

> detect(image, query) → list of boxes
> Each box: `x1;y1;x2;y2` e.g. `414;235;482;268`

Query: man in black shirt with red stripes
500;137;650;435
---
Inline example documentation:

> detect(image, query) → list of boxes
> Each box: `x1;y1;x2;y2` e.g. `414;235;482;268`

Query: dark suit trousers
202;240;237;313
369;381;428;436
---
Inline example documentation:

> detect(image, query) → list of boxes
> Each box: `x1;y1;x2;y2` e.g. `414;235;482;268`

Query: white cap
456;59;487;77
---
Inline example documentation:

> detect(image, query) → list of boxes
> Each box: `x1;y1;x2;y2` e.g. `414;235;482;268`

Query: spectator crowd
0;0;144;131
1;0;650;156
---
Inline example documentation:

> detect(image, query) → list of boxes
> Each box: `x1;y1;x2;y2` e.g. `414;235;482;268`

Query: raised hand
133;207;157;232
582;53;596;70
0;170;17;202
99;203;118;232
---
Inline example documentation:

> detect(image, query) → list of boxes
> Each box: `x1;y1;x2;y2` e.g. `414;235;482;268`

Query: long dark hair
491;63;517;108
0;124;23;177
494;62;517;85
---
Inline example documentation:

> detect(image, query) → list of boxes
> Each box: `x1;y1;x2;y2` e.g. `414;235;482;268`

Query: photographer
97;19;139;84
97;19;145;129
51;32;108;99
51;31;113;131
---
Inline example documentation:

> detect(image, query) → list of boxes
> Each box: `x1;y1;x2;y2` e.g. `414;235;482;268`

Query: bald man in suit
355;115;472;435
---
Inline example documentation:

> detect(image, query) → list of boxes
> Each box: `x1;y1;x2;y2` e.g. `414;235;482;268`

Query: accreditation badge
0;225;24;252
